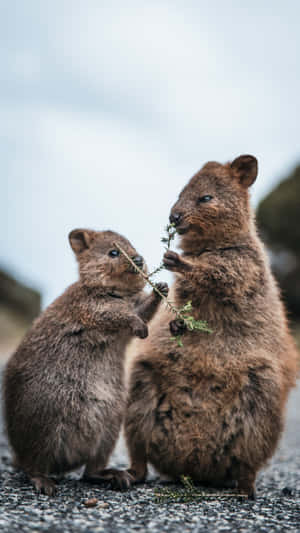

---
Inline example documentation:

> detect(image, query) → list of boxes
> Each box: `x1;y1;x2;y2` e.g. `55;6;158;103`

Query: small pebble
84;498;98;507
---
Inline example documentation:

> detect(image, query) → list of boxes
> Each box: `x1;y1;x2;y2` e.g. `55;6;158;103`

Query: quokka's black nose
133;255;144;268
169;212;182;226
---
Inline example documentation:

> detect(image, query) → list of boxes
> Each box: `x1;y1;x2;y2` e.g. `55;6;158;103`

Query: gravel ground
0;375;299;532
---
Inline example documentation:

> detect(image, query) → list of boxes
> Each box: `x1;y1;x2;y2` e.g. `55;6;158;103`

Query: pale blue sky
1;1;300;305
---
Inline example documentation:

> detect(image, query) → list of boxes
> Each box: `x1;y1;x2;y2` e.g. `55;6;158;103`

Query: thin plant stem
148;223;177;278
113;242;212;339
113;241;180;318
114;223;211;347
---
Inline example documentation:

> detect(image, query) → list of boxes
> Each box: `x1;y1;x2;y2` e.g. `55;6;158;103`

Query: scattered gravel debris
0;376;299;532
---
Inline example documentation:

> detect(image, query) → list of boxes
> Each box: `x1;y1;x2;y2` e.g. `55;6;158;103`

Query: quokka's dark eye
198;195;213;203
108;249;120;258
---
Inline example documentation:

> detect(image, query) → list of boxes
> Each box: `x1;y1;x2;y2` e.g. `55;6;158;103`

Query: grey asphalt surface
0;372;299;533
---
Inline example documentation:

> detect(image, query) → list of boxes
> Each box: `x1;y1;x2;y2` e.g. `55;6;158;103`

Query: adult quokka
110;155;298;498
3;229;168;495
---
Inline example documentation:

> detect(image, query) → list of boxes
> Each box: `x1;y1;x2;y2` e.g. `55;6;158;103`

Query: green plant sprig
148;223;177;278
113;224;211;346
154;475;247;503
113;241;174;303
171;301;212;347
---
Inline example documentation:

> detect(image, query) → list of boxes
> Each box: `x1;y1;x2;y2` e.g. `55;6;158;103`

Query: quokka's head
69;229;146;295
169;155;258;248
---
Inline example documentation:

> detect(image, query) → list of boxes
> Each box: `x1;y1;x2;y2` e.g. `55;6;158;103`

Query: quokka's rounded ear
69;229;93;254
231;155;258;188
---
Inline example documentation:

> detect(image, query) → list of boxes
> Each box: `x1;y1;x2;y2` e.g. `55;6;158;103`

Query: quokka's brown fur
3;229;168;495
111;155;299;498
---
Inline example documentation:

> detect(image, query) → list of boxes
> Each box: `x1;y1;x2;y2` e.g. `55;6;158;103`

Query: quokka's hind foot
240;483;256;500
222;464;257;500
194;476;256;499
83;468;134;490
238;476;257;500
30;475;56;496
197;478;238;490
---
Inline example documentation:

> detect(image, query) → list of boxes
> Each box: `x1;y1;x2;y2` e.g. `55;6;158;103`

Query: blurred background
1;1;300;360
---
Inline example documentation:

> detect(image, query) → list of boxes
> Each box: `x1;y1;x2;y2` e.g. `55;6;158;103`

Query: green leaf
170;336;183;347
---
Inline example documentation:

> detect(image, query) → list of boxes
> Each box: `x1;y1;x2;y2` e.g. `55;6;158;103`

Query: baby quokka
3;229;168;495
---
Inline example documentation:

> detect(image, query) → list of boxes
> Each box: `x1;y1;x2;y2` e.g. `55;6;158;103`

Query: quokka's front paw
131;318;148;339
169;319;187;336
163;251;185;272
154;282;169;298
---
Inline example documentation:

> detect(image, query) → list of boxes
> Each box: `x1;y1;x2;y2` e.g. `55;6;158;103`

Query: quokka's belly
147;380;250;482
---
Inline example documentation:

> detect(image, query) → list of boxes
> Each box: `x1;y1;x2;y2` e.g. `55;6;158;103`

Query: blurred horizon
1;1;300;306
